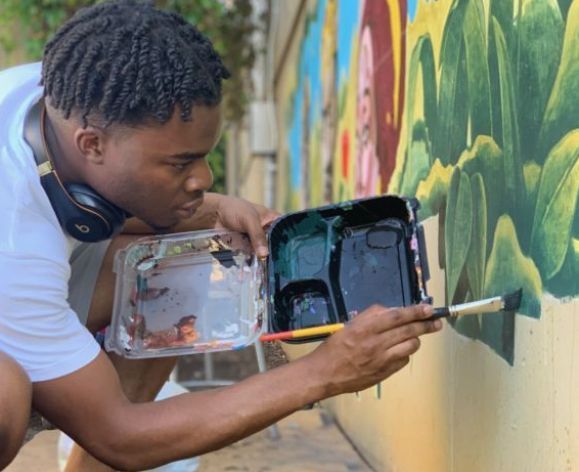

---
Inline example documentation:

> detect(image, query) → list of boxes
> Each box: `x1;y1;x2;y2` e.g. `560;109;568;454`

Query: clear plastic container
105;230;266;358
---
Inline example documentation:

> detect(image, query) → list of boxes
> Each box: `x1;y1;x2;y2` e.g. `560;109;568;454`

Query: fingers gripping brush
429;288;523;319
259;290;523;342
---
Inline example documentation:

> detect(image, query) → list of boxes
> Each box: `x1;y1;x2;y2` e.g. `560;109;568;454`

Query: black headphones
24;99;128;242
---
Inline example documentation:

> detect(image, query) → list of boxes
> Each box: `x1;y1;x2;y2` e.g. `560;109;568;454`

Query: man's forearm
115;354;328;469
37;305;441;471
35;350;329;472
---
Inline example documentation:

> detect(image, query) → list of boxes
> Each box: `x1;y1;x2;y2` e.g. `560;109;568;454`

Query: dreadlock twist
41;0;230;127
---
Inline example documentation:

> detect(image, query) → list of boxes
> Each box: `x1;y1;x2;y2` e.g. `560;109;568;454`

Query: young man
0;1;442;470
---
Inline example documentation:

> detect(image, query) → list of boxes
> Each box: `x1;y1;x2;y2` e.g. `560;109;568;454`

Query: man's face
84;105;222;231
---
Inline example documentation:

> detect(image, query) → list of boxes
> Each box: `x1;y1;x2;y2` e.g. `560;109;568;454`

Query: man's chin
145;219;179;234
150;225;176;234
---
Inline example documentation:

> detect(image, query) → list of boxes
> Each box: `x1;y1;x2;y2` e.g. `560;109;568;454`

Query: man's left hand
212;194;279;257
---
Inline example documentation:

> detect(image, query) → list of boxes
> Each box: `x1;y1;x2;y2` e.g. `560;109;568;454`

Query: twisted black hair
41;0;230;127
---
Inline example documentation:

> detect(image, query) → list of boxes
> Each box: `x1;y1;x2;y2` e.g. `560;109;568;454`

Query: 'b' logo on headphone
67;218;104;243
74;223;90;234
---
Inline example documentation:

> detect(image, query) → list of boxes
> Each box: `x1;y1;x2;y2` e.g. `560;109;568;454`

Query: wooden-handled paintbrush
259;289;523;342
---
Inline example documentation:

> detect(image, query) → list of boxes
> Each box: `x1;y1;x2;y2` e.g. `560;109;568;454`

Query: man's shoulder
0;63;67;257
0;62;43;153
0;62;41;89
0;62;41;103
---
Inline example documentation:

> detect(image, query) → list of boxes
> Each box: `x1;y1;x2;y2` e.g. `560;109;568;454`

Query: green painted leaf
491;17;525;226
484;215;543;318
466;173;487;300
521;161;542;249
445;167;473;302
516;0;564;164
488;11;503;147
435;0;469;165
523;162;542;211
399;34;437;199
439;198;447;272
490;0;514;42
545;238;579;296
463;0;492;138
558;0;573;19
399;122;432;198
538;1;579;163
405;34;438;153
530;130;579;278
457;135;504;254
414;158;453;271
415;158;454;220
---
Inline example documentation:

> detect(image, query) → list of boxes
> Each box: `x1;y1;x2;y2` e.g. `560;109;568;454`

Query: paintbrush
429;288;522;319
259;289;523;342
259;323;345;342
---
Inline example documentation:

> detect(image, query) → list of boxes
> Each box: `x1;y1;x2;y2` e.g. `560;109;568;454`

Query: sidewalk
6;409;371;472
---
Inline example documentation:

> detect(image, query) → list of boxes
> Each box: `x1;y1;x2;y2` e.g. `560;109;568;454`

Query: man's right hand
306;304;442;396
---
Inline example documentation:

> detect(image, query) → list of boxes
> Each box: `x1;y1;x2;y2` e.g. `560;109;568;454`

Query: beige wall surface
274;0;579;470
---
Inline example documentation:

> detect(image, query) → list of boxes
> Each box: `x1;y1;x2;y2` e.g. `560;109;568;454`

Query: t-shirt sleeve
0;250;101;382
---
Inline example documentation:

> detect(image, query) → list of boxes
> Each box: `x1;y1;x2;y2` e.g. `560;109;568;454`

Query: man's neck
43;107;84;184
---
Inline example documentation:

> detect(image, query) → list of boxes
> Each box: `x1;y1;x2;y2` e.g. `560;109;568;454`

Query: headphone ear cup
24;99;127;243
65;184;126;241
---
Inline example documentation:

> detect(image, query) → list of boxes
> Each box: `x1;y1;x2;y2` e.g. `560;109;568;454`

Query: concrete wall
273;0;579;470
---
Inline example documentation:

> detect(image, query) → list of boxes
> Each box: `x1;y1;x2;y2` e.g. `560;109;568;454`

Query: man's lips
176;199;203;218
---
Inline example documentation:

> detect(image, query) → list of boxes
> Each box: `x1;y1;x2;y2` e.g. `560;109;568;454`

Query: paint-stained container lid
105;230;266;358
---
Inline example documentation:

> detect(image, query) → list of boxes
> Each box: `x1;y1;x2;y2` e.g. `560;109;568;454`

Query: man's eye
171;163;188;171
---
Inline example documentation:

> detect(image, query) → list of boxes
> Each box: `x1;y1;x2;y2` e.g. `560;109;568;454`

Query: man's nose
184;159;213;193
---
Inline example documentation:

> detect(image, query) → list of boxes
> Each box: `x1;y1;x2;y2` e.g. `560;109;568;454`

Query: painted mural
396;0;579;363
282;0;578;364
285;0;406;207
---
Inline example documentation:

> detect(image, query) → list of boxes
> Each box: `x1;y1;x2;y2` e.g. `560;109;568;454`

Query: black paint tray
266;195;431;342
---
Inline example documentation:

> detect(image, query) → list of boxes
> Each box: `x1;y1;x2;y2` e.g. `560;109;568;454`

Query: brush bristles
501;288;522;311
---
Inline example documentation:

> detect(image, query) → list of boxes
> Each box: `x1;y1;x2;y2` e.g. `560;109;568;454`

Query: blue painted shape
337;0;361;88
408;0;418;21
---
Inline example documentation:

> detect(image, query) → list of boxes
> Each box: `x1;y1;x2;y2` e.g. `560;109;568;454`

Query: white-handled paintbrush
430;289;522;319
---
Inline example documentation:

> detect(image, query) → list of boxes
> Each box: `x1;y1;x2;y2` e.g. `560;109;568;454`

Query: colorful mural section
396;0;579;363
281;0;578;364
284;0;406;208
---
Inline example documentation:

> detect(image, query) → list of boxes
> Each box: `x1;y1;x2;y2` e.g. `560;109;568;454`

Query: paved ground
6;409;371;472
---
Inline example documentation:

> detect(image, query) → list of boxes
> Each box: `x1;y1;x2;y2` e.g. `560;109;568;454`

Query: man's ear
73;127;107;165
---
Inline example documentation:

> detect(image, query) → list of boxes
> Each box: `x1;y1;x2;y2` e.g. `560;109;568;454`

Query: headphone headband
23;99;127;242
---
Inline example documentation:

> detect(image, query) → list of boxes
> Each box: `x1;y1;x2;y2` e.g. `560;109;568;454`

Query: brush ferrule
449;296;503;317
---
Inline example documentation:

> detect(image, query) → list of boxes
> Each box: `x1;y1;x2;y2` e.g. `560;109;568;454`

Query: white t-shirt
0;63;101;382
